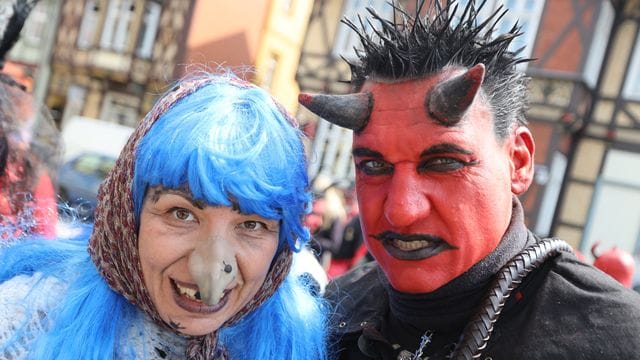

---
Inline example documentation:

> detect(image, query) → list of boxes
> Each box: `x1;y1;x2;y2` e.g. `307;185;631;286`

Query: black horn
427;63;485;126
298;92;372;132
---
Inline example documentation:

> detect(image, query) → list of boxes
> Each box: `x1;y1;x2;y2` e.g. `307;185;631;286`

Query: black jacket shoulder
325;249;640;359
325;261;388;334
484;250;640;359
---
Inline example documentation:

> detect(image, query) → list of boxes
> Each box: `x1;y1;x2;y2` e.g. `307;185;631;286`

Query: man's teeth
391;239;432;251
176;283;202;301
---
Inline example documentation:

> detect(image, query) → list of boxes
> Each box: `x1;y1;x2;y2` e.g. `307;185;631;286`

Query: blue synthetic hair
133;73;312;252
220;275;329;359
0;73;328;359
0;229;139;360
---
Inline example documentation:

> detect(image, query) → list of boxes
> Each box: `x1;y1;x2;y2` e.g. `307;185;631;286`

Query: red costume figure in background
0;0;60;239
0;73;60;240
300;1;640;359
591;242;636;288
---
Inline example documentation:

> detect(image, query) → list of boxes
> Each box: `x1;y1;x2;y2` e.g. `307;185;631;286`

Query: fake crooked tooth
391;239;432;251
176;283;202;301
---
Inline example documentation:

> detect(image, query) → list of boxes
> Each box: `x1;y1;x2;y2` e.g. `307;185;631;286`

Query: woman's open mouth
171;279;230;313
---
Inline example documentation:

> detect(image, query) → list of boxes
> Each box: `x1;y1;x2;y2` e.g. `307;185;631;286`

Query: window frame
622;28;640;100
135;1;161;59
99;0;135;53
332;0;394;61
77;0;101;49
455;0;546;69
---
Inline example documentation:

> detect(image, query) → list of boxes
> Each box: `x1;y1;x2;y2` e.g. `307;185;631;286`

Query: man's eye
171;208;195;221
418;157;475;173
357;159;393;175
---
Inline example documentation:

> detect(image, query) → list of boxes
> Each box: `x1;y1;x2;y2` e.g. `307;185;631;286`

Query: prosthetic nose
187;235;237;306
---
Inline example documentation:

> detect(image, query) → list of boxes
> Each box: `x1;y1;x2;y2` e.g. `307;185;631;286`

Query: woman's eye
240;220;266;231
171;208;195;222
357;159;393;175
419;157;474;173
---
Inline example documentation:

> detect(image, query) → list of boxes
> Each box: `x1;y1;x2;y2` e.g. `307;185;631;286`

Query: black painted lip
373;231;454;260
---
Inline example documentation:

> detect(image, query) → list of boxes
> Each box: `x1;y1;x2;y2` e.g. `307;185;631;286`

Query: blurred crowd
305;174;372;279
0;8;60;241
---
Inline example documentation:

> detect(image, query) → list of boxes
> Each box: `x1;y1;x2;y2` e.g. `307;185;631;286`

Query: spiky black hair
343;0;532;137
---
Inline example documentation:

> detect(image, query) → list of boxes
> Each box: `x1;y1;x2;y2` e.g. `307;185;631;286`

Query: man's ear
510;126;535;195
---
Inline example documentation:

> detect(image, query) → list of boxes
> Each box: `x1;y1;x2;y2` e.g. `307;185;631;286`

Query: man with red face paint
300;1;640;359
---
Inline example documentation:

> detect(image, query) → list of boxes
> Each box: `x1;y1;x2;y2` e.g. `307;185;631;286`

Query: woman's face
138;187;279;336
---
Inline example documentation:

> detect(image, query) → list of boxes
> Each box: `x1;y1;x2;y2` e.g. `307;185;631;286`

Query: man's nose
383;165;430;228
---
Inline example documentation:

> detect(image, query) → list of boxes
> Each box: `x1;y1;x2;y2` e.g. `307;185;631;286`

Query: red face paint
353;72;517;293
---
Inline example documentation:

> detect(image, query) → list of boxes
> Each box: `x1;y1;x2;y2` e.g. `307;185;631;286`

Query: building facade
527;0;640;257
35;0;312;128
45;0;194;129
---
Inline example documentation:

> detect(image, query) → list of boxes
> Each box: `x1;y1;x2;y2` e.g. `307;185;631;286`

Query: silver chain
412;330;434;360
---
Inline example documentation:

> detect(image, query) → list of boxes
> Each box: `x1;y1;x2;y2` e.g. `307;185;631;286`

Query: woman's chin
170;317;223;337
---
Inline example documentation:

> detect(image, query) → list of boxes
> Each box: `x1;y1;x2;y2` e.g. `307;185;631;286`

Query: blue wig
0;228;139;360
0;73;328;359
132;74;311;252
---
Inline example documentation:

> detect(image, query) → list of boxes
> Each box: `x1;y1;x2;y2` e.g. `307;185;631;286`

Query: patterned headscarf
88;76;294;359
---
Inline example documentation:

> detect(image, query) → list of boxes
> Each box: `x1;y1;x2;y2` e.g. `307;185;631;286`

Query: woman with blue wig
0;72;328;359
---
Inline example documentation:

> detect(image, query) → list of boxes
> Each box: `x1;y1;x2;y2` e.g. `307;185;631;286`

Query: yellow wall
254;0;315;112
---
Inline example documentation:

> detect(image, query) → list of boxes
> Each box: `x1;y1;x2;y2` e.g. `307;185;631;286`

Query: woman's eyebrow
153;187;206;209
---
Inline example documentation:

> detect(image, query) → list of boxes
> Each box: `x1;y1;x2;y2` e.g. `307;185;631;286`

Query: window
21;1;48;47
583;1;613;88
623;27;640;100
534;152;567;236
100;92;139;127
308;120;354;181
100;0;135;52
455;0;545;68
61;85;87;128
135;1;161;59
581;149;640;258
332;0;393;61
77;0;101;49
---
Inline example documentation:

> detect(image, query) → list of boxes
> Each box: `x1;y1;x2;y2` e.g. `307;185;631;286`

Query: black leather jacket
326;248;640;360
